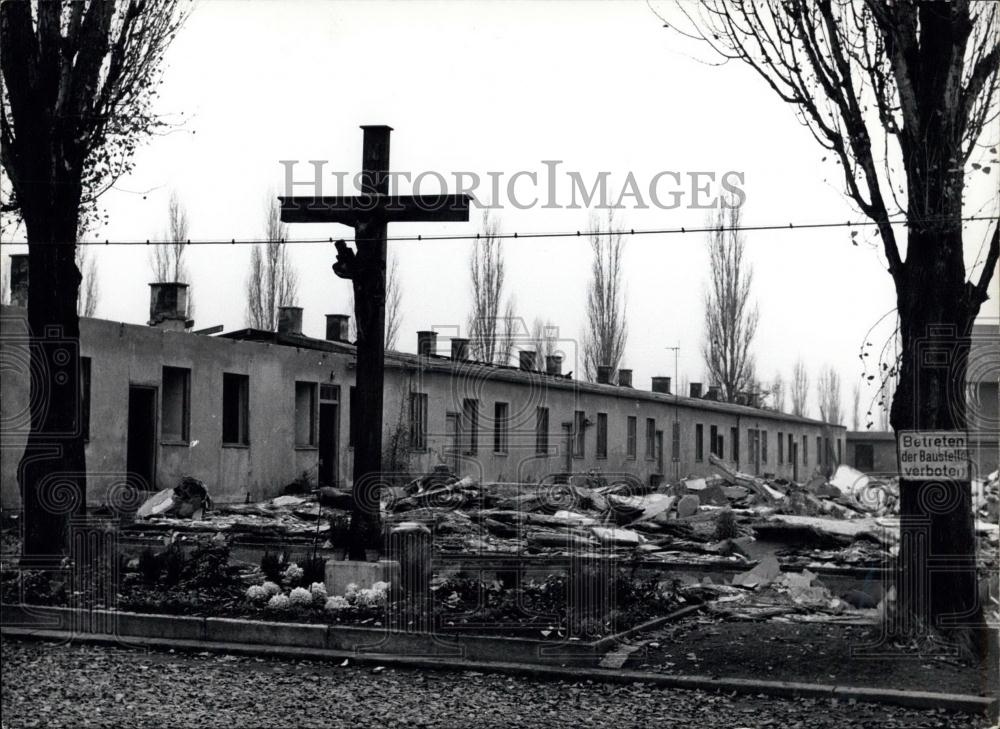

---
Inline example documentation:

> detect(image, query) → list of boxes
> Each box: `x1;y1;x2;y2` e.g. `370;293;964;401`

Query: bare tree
1;0;187;560
583;212;627;381
151;191;190;283
770;371;786;412
246;195;298;330
468;212;516;365
851;382;861;431
530;318;559;370
384;252;402;350
75;246;99;318
673;0;1000;644
817;366;843;425
702;201;758;402
791;359;809;417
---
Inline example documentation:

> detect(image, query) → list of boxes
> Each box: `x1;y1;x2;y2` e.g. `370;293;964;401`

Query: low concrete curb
3;626;995;718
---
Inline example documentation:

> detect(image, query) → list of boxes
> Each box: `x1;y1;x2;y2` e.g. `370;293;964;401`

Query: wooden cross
280;125;470;557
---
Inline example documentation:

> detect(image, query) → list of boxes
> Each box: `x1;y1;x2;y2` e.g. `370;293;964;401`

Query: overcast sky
2;0;997;424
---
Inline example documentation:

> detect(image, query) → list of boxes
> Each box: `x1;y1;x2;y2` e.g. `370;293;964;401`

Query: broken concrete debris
136;477;212;520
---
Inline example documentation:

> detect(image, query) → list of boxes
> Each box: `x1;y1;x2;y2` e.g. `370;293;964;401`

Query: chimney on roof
519;350;537;371
618;369;633;387
9;254;28;308
545;355;563;376
651;376;671;394
325;314;349;342
689;382;702;398
277;306;303;335
706;385;721;401
417;330;438;356
450;337;469;361
148;283;192;331
596;365;612;385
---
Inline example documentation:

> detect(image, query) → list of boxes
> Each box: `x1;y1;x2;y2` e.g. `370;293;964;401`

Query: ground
626;615;999;697
1;638;992;729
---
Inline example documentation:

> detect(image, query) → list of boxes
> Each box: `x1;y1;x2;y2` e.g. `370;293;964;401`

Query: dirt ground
626;614;999;697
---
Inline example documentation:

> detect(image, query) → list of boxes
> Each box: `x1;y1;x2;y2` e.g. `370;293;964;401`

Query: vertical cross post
349;125;391;558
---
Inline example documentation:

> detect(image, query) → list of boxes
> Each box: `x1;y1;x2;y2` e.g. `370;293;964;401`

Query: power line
2;213;997;246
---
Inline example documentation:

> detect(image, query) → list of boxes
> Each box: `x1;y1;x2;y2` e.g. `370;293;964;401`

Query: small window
717;434;724;459
747;429;755;462
494;402;509;454
671;421;680;462
349;386;357;448
824;437;831;465
855;443;874;471
162;366;190;442
222;373;249;445
817;436;822;465
777;432;784;464
836;438;842;463
596;412;608;459
463;399;479;454
410;393;428;450
730;427;739;462
802;434;808;464
645;418;656;459
709;425;718;458
535;407;549;455
787;433;793;465
695;423;704;462
573;410;586;458
762;430;768;464
80;357;92;441
294;382;317;446
626;416;637;459
319;384;339;402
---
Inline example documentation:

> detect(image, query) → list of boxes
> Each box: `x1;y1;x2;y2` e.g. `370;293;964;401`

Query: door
318;403;338;486
791;441;799;482
127;386;157;491
655;430;664;474
445;411;460;474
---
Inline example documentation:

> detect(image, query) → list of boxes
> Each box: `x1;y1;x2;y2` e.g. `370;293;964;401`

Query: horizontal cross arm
280;194;471;225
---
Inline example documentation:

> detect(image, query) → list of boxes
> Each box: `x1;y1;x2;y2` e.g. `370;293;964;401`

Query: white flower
371;581;390;596
309;582;328;602
261;581;281;596
345;582;359;595
354;588;377;607
282;563;304;584
267;593;290;610
289;587;313;606
245;585;268;603
324;595;350;612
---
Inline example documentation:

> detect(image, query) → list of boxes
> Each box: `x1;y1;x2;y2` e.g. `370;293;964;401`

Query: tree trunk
17;190;88;567
890;224;982;646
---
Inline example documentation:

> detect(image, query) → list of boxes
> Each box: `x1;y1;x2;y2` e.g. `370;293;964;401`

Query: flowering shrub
282;563;304;586
267;593;290;610
261;581;281;597
309;582;328;603
245;585;269;603
324;595;350;612
288;587;312;607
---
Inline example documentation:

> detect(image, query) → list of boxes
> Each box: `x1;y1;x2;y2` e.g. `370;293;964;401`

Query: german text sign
897;431;969;481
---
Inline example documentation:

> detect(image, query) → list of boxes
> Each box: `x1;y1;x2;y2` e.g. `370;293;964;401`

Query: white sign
897;430;970;481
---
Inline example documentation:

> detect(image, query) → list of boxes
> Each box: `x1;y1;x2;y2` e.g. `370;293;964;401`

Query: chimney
148;283;192;331
617;369;633;387
596;365;612;384
277;306;303;335
651;376;671;394
325;314;350;342
9;254;28;308
545;355;563;376
689;382;702;398
417;330;438;356
706;385;721;401
450;337;469;361
519;350;537;371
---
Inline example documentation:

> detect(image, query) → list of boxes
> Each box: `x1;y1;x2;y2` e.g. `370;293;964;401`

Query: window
671;421;680;462
747;429;755;462
162;366;190;442
222;373;249;445
802;435;808;464
626;416;637;458
836;438;842;463
596;412;608;459
409;392;428;450
787;434;793;465
762;430;768;463
778;432;784;464
695;424;704;462
494;402;509;454
717;434;724;459
824;437;831;465
80;357;92;441
573;410;586;458
349;386;357;448
645;418;656;459
731;427;739;462
535;407;549;455
462;399;479;454
855;443;874;471
294;382;317;446
709;425;718;457
817;436;822;465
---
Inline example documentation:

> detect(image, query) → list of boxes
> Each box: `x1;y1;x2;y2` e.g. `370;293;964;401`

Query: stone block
324;559;400;596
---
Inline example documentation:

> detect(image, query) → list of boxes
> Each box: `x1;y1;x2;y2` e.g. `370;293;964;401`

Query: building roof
846;430;896;441
219;327;845;430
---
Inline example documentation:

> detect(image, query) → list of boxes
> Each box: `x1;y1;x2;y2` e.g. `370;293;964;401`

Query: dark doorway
127;385;157;491
318;402;339;486
791;441;799;482
855;443;875;472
